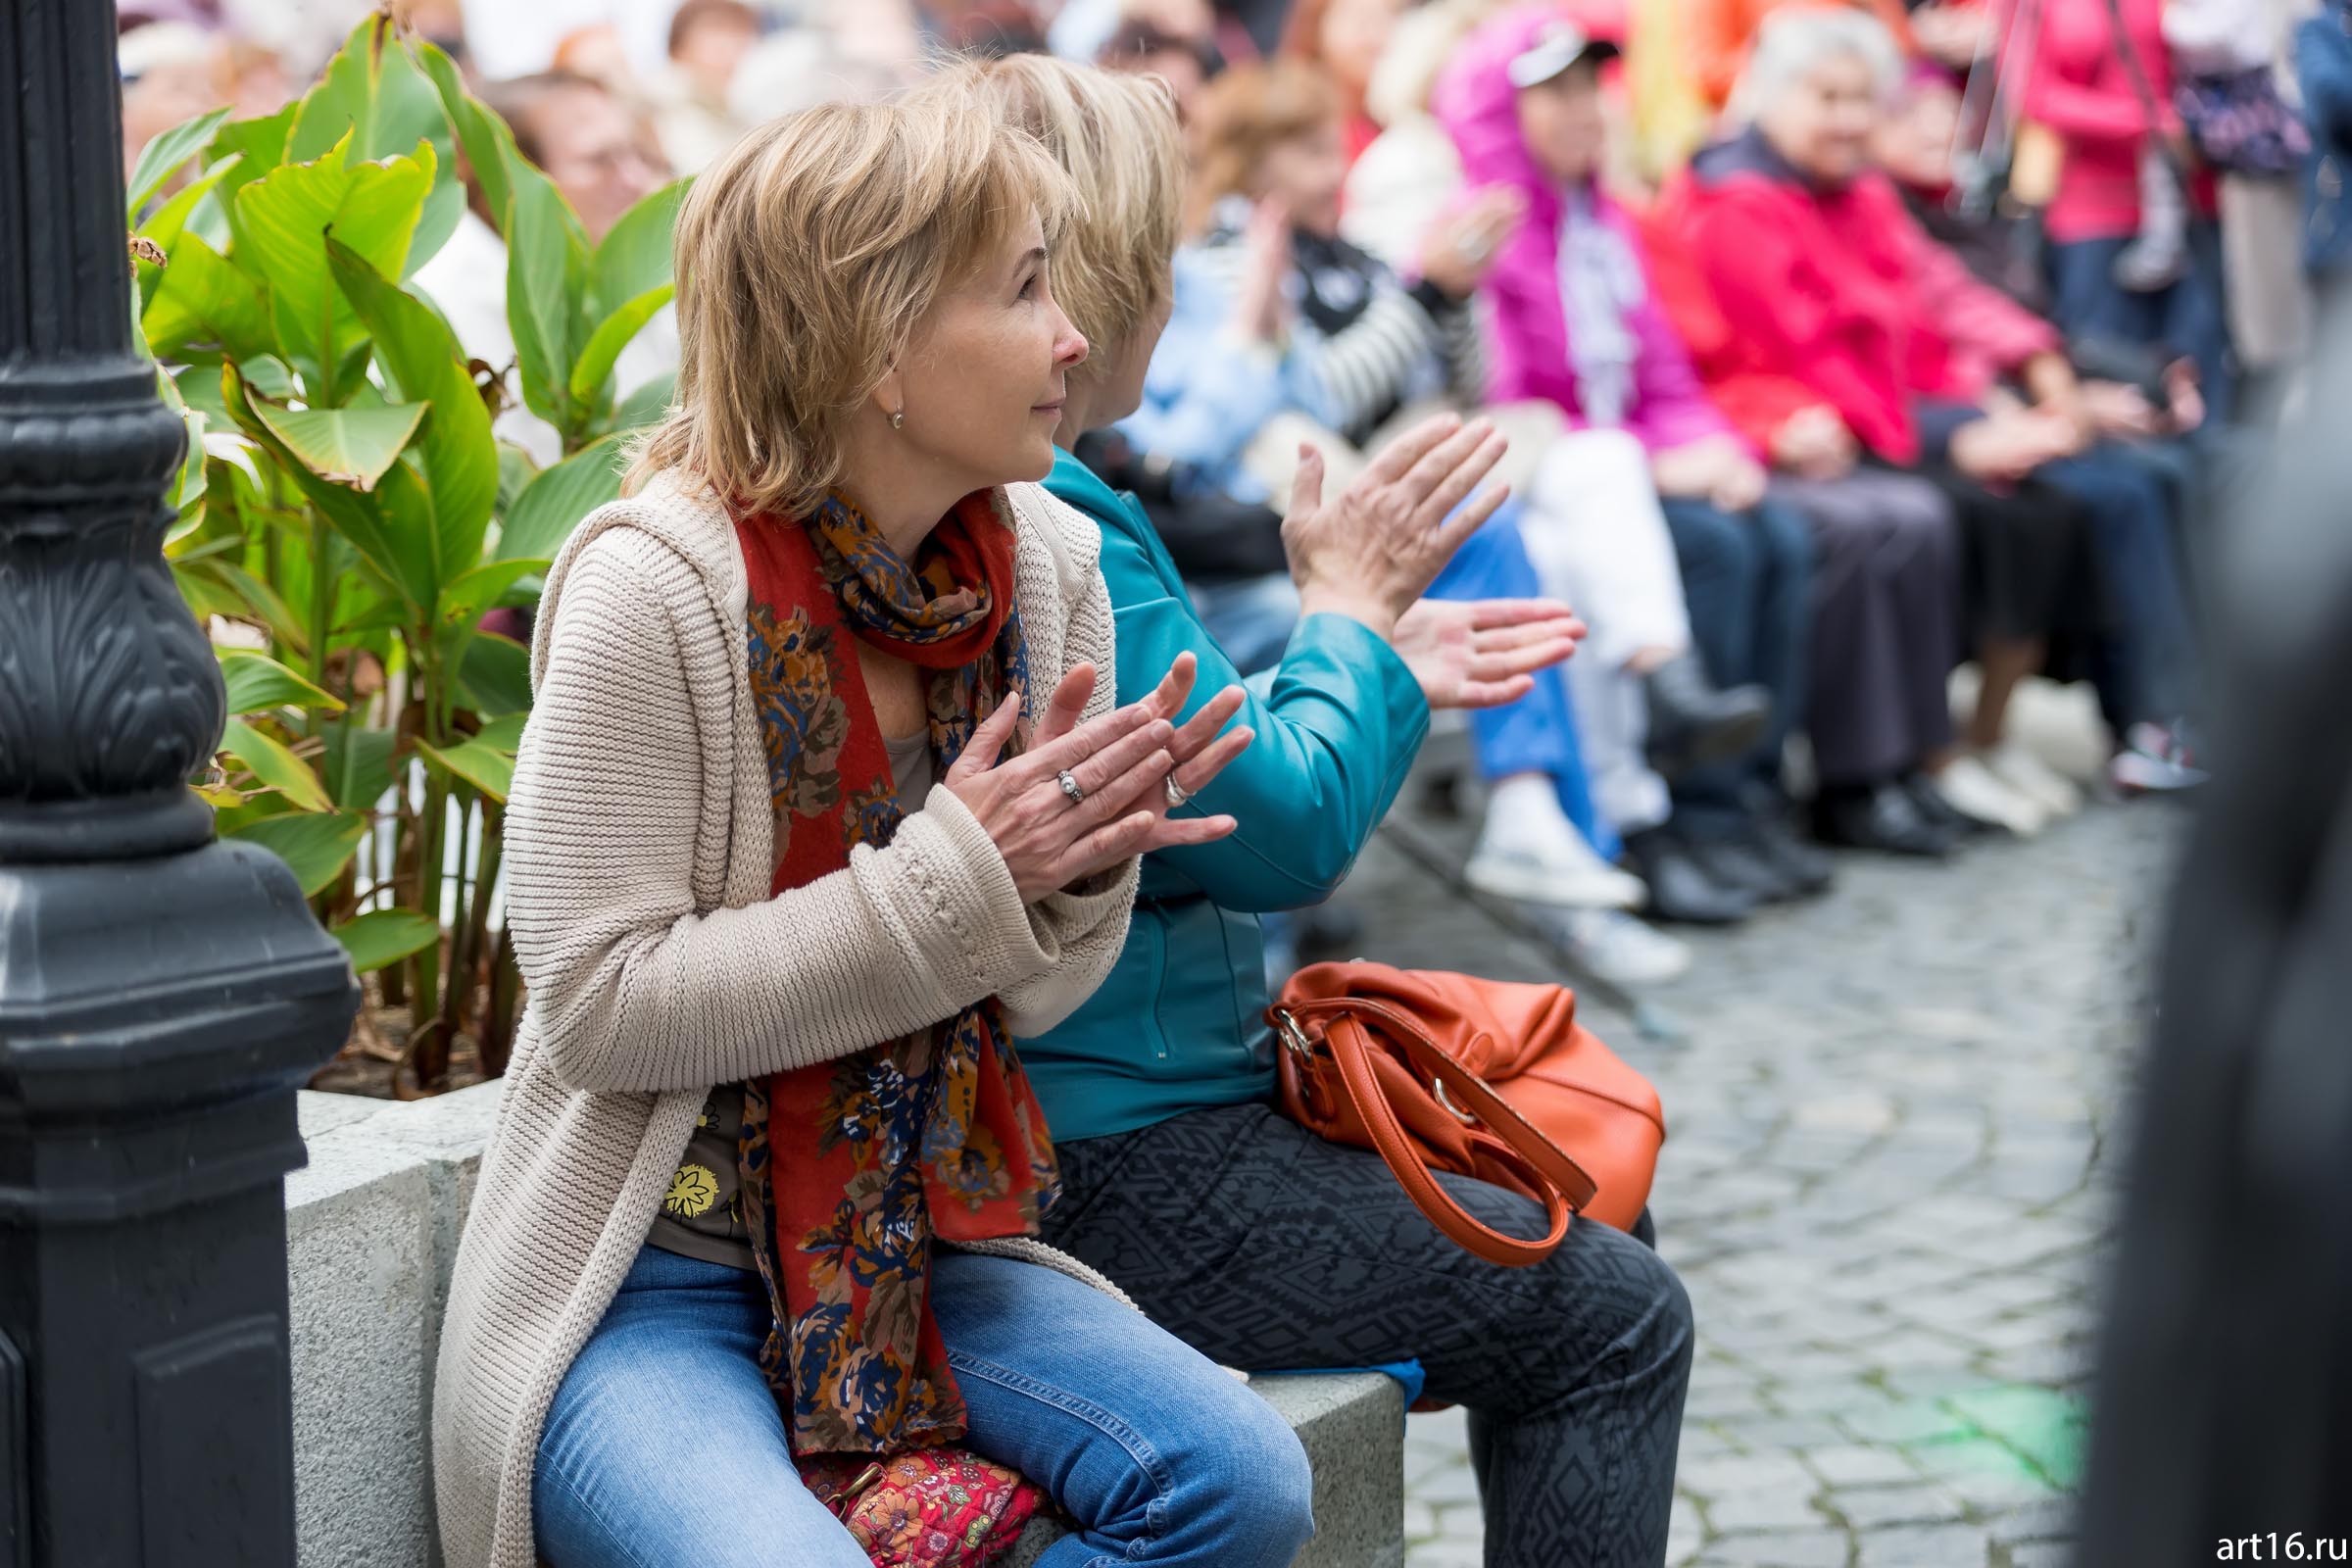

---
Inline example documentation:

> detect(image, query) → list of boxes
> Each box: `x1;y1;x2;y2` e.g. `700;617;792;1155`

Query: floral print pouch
798;1449;1047;1566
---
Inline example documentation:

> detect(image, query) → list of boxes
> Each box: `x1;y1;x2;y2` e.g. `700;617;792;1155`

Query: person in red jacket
1661;8;2151;835
1642;184;1973;855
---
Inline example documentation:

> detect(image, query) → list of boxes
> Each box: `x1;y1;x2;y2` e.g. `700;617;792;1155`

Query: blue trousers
2046;226;2235;425
1427;506;1618;858
1659;497;1813;825
534;1245;1315;1568
1187;572;1301;679
2035;443;2200;727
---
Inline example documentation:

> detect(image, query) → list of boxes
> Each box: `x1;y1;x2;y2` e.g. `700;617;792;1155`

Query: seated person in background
941;55;1697;1568
414;70;675;468
1674;11;2204;822
650;0;760;174
1335;0;1746;951
1277;0;1415;166
1644;208;1977;855
1341;0;1511;267
1874;63;2052;309
1683;0;1918;109
1876;60;2211;792
1435;5;1833;915
1095;16;1222;120
1135;61;1495;529
1130;59;1682;919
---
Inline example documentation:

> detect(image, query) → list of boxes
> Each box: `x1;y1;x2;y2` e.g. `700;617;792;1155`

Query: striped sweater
1124;204;1488;498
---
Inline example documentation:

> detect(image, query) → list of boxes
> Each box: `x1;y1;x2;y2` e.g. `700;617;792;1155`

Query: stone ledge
286;1085;1405;1567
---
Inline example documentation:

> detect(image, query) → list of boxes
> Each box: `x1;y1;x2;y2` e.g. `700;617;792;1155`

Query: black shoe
1642;654;1773;779
1810;783;1956;858
1899;772;1983;838
1682;826;1801;904
1740;808;1836;897
1623;825;1760;924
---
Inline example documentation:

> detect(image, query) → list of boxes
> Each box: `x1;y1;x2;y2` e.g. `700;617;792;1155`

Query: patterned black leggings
1040;1103;1694;1568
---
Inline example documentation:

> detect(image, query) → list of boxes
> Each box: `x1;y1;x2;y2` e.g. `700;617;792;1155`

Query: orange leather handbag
1270;962;1666;1264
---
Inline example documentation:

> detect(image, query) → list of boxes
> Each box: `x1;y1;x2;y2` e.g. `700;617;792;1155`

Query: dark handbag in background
2176;67;2312;176
1269;961;1667;1263
2070;332;2179;414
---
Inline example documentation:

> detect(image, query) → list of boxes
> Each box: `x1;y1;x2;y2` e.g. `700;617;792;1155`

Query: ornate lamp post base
2;846;357;1568
0;2;362;1563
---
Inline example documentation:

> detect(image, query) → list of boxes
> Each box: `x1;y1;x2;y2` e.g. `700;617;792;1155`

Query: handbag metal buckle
1269;1005;1318;1065
1432;1080;1479;1126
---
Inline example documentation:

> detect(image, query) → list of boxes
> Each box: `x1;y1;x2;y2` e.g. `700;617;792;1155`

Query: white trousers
1520;429;1690;837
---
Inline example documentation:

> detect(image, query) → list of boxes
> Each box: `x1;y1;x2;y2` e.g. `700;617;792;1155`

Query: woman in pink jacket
1432;4;1835;910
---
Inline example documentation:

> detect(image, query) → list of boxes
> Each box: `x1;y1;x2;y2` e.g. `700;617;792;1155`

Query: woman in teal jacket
936;58;1695;1568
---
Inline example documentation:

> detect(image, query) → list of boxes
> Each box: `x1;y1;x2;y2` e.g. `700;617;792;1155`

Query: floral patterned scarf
730;488;1059;1466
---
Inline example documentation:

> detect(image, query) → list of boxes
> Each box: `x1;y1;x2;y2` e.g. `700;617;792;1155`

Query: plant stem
480;936;521;1079
446;799;505;1048
307;509;330;729
411;760;449;1086
441;793;476;1038
408;627;449;1084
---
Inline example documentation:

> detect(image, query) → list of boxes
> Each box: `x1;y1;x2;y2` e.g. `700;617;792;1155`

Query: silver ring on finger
1057;768;1086;807
1164;775;1192;809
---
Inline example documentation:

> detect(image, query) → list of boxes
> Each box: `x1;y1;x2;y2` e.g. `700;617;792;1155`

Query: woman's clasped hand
945;652;1251;902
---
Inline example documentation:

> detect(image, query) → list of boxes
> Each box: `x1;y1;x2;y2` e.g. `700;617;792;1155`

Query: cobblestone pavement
1324;750;2180;1568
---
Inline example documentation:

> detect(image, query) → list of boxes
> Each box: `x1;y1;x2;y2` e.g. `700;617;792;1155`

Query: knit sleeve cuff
856;783;1055;1002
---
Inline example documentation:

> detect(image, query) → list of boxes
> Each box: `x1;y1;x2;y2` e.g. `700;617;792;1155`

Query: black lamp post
0;3;361;1564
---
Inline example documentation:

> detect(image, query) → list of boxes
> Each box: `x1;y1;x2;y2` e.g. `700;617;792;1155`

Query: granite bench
286;1083;1406;1566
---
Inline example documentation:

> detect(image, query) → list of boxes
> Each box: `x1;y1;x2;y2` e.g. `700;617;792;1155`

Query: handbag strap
1275;998;1597;1266
2095;0;2191;178
1302;996;1603;1206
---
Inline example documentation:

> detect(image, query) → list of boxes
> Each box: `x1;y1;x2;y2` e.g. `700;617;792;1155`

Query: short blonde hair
920;57;1185;385
627;88;1077;518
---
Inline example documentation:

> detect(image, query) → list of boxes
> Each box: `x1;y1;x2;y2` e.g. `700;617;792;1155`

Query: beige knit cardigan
429;470;1140;1568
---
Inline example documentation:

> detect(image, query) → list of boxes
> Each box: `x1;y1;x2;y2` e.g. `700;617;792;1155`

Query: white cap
1506;20;1618;89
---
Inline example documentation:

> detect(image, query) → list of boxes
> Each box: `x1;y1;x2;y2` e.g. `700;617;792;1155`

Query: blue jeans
2034;444;2199;726
534;1245;1315;1568
1659;497;1813;824
1426;506;1618;858
1187;572;1301;679
2046;226;2235;425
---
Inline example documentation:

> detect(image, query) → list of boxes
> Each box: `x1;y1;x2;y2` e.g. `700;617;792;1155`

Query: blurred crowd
122;0;2347;986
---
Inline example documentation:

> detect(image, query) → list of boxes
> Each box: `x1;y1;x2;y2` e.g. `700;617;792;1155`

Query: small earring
890;408;906;430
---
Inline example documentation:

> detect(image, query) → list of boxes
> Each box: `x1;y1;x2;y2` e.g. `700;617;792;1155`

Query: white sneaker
1467;786;1647;910
1549;908;1692;986
2108;721;2209;793
1929;755;2048;836
1982;742;2083;817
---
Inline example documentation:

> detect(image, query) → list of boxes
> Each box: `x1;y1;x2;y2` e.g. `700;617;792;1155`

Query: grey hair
1726;7;1905;124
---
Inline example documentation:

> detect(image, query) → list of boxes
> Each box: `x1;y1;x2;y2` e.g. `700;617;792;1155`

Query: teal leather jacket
1017;448;1429;1142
